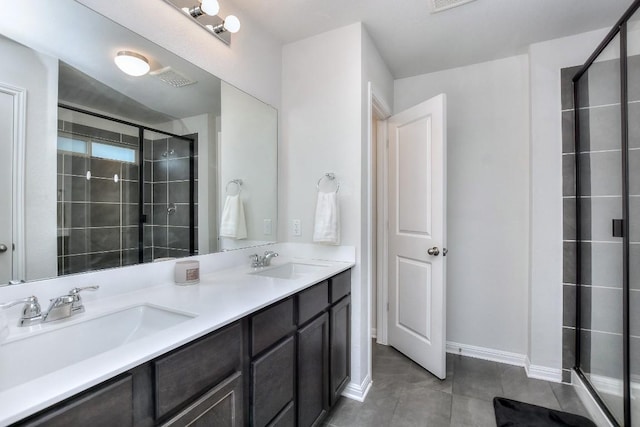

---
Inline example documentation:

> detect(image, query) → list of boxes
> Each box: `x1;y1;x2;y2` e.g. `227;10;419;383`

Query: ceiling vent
149;66;196;88
428;0;476;13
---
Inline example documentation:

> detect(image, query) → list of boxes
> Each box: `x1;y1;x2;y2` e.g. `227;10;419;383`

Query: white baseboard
524;357;563;382
446;341;526;367
342;374;372;402
572;371;615;427
446;341;562;382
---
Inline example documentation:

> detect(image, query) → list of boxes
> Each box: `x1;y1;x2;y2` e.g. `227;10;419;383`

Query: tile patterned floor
324;343;592;427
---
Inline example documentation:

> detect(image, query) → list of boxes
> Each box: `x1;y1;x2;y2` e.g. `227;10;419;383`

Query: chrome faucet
249;251;279;268
0;285;100;327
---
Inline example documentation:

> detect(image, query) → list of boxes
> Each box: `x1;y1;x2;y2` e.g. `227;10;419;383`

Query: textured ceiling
231;0;633;78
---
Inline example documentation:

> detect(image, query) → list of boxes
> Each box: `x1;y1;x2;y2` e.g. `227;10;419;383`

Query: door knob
0;244;7;253
427;246;440;256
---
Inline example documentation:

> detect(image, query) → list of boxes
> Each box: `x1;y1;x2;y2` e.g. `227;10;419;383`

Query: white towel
220;194;247;240
313;191;340;245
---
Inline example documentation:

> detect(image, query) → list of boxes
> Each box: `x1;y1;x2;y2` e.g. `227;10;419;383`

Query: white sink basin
0;304;196;392
252;262;330;280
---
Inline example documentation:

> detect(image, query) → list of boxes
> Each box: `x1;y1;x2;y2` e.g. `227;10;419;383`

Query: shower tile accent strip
561;60;640;385
57;121;198;275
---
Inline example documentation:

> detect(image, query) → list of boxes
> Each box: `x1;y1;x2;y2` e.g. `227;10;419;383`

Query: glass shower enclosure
572;1;640;425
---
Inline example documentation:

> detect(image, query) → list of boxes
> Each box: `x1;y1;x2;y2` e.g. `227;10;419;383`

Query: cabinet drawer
252;336;295;427
20;375;133;427
161;371;243;427
330;270;351;303
154;322;242;420
297;281;329;325
251;297;295;356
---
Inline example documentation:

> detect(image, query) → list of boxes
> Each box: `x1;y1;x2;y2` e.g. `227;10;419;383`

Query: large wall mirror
0;0;278;284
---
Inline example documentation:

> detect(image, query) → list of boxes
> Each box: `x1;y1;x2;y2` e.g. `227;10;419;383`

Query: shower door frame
571;0;640;425
58;104;196;264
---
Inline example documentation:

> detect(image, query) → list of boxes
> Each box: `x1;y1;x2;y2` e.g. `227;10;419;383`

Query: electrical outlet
292;219;301;236
263;219;272;235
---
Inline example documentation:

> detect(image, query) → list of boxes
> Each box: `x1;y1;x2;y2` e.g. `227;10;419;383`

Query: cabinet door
252;336;295;427
267;402;295;427
20;375;133;427
161;372;243;427
330;296;351;407
297;312;329;427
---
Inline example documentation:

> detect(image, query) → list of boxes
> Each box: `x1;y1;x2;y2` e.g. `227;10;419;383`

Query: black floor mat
493;397;597;427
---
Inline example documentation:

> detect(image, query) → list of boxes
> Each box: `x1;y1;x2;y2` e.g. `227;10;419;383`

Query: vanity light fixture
114;51;150;77
170;0;241;45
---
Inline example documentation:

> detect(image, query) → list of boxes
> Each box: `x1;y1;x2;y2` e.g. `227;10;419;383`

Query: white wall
220;82;278;248
394;55;531;356
528;28;609;371
76;0;282;109
280;22;393;398
0;37;58;281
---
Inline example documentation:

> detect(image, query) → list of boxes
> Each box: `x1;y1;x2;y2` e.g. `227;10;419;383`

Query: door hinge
387;302;389;312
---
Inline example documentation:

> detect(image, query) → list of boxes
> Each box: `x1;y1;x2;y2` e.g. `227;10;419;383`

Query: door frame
366;82;391;348
0;83;26;283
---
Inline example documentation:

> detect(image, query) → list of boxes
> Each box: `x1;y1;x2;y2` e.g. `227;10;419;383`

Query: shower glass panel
627;9;640;424
575;34;625;424
143;129;196;262
57;107;141;274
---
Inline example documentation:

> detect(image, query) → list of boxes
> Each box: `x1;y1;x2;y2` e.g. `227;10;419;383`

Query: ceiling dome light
223;15;241;33
200;0;219;15
114;51;150;77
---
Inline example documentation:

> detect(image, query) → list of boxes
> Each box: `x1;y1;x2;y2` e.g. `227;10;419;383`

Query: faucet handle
69;285;100;295
68;286;99;313
0;296;42;326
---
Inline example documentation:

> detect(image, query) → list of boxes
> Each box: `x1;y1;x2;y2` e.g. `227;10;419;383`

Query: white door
0;91;14;284
387;94;446;379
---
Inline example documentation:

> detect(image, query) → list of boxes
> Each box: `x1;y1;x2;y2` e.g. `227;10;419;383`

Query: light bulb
114;51;150;77
223;15;241;33
200;0;219;16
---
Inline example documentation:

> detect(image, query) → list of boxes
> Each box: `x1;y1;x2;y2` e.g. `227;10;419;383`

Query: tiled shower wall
57;120;141;274
561;60;640;386
57;121;197;275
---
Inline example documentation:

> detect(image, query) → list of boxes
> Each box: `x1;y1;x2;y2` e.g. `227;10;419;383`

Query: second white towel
220;194;247;240
313;191;340;245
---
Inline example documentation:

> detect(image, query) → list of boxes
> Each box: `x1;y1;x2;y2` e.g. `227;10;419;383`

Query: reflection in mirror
0;0;277;284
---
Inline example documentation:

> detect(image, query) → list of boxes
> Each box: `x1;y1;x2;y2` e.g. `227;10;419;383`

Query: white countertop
0;256;353;426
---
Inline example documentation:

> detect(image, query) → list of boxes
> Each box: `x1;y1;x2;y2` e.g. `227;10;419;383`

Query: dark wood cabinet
19;375;134;427
330;295;351;407
297;312;329;427
251;336;295;427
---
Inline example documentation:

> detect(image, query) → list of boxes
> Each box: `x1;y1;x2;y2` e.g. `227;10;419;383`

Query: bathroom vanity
1;256;352;427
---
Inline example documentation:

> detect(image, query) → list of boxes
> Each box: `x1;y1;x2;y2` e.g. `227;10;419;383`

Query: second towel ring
226;179;243;195
317;173;340;193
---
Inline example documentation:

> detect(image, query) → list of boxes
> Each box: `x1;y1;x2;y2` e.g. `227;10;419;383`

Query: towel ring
226;179;243;195
317;173;340;193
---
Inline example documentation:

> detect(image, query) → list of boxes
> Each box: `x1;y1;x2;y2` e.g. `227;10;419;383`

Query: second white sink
0;304;196;392
251;262;330;280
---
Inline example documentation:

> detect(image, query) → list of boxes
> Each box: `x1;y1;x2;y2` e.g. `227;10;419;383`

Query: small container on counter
174;260;200;285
